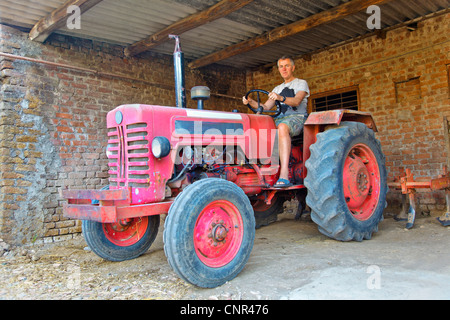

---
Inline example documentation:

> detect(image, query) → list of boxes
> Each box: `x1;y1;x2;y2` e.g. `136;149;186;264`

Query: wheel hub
103;217;148;247
343;144;381;221
344;154;370;208
356;171;369;192
211;223;228;242
194;200;244;268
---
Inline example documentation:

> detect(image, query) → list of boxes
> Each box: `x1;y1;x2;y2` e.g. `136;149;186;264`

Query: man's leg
277;123;291;182
274;115;305;187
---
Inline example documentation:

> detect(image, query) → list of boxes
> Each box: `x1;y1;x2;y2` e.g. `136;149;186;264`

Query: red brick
56;112;73;119
57;73;73;81
57;126;74;133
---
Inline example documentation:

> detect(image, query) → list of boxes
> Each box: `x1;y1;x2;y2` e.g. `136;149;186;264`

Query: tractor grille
107;123;150;188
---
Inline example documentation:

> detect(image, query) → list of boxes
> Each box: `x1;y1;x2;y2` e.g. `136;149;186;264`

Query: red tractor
61;37;387;288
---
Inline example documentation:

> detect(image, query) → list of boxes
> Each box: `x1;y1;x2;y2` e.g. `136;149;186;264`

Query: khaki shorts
275;114;307;137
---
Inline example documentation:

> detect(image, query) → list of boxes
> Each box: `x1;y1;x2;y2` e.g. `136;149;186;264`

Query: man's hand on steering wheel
243;89;282;118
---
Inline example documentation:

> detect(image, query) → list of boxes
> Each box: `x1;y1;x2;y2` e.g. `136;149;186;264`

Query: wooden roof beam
124;0;254;57
29;0;104;42
189;0;394;69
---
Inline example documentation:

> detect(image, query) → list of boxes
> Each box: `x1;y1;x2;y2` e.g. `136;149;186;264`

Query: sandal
273;178;293;188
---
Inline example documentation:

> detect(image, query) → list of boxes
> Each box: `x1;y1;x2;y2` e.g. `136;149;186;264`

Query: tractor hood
106;104;277;204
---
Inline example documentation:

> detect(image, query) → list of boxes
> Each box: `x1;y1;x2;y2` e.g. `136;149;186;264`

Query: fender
305;109;377;132
303;109;378;177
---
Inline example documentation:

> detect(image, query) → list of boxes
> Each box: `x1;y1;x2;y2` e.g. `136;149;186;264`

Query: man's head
277;56;295;82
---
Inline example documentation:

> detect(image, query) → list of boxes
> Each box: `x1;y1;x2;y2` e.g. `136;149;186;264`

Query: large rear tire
164;178;255;288
304;122;387;241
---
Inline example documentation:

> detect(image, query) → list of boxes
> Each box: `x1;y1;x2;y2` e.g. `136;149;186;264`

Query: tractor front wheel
82;216;160;262
164;178;255;288
305;122;387;241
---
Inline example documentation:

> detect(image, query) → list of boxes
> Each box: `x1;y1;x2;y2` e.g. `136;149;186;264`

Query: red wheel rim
343;143;381;221
103;217;148;247
194;200;244;268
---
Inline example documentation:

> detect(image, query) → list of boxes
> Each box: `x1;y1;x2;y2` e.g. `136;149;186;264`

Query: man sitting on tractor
243;56;310;187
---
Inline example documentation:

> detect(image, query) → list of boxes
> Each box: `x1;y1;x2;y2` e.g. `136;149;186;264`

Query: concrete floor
1;204;448;300
187;210;450;300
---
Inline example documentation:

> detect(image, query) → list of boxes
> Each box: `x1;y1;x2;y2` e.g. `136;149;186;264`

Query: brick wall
1;13;448;245
248;13;450;211
0;24;246;245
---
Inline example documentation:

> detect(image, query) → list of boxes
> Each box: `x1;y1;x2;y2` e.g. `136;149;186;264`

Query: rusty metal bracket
388;167;450;229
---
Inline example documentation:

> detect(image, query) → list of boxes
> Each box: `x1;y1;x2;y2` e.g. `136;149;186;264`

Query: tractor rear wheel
164;178;255;288
304;122;387;241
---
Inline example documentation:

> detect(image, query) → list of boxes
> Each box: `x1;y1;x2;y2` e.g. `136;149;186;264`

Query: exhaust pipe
169;35;186;108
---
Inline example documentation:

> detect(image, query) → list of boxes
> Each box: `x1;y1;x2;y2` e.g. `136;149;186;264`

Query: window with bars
310;86;360;112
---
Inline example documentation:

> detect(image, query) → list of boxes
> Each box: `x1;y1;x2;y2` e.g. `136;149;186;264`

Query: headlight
115;111;123;125
151;136;171;158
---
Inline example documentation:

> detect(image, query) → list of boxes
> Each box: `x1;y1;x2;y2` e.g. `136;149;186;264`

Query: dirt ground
1;201;449;300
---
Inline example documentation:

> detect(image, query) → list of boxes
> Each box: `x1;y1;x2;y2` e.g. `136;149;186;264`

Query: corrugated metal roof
0;0;66;28
0;0;448;69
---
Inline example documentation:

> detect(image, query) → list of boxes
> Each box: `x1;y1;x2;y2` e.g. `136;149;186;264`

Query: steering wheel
245;89;282;118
